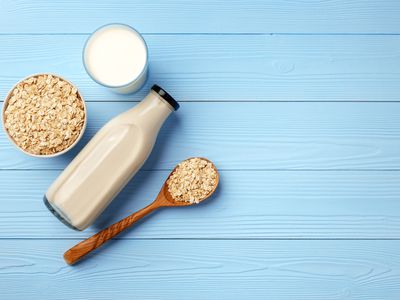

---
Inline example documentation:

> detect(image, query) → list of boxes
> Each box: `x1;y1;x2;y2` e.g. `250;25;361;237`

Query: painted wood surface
1;102;400;170
1;240;400;299
1;170;400;239
0;35;399;102
1;0;399;299
1;0;400;34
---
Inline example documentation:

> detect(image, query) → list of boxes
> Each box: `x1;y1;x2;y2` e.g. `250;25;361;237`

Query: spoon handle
64;201;160;265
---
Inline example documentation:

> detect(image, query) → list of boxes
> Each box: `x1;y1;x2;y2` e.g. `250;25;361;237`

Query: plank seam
1;33;400;36
1;238;400;241
2;101;400;104
2;169;400;172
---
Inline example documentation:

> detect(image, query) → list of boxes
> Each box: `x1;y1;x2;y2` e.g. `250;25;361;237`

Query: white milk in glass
83;24;148;94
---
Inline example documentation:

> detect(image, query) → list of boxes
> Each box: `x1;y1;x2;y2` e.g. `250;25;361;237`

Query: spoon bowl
159;157;219;207
64;157;219;265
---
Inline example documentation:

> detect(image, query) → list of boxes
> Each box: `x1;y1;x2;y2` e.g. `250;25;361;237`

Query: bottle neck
130;90;174;134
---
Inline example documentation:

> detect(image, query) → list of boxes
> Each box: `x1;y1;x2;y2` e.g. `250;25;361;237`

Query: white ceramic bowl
2;74;87;158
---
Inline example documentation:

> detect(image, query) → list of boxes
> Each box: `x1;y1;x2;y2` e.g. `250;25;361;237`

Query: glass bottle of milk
44;85;179;230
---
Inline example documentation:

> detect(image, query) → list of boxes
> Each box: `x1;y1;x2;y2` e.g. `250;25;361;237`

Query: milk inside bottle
44;85;179;230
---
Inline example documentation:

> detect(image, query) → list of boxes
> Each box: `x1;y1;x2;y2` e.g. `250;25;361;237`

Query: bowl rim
2;73;87;158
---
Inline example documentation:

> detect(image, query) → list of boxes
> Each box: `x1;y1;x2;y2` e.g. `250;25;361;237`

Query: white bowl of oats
2;74;87;157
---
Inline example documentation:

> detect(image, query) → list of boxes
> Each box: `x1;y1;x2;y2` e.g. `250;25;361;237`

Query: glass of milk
83;24;148;94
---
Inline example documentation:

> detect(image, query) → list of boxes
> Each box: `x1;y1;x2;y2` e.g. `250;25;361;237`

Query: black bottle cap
151;84;180;111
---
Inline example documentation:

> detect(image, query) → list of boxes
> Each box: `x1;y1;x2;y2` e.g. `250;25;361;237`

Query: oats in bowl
2;74;86;157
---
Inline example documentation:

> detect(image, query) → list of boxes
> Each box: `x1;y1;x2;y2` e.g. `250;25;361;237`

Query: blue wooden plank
1;0;400;34
0;239;399;299
1;1;399;299
1;170;399;239
1;35;399;102
1;102;400;170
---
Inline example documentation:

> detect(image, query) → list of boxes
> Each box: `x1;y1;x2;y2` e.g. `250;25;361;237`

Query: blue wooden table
1;1;400;299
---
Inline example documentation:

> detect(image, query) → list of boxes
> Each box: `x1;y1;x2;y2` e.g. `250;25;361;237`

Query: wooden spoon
64;157;219;265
